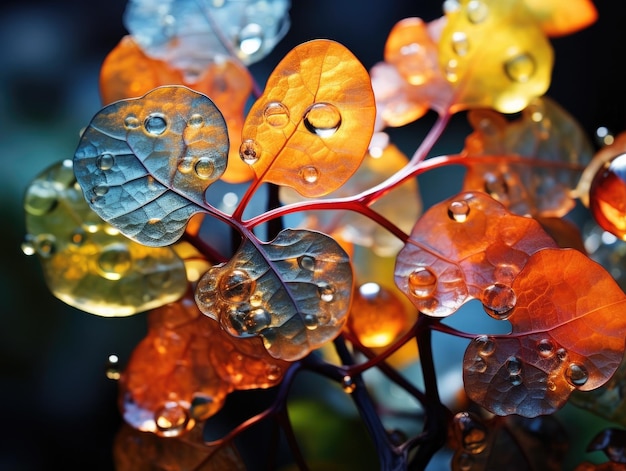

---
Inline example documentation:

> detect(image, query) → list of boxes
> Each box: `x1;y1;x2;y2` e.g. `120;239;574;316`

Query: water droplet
177;157;194;174
493;263;517;285
510;375;523;386
448;200;470;222
408;267;437;298
318;283;335;302
547;380;557;391
144;114;167;135
590;153;626;239
556;348;568;362
504;53;536;83
482;283;516;320
301;166;319;183
190;394;215;420
263;102;290;128
36;234;56;258
97;244;132;280
342;375;356;393
537;339;555;358
506;356;522;375
454;412;488;454
21;237;36;256
298;255;315;271
105;354;120;380
470;356;487;373
451;31;469;56
303;313;318;330
188;113;204;128
194;157;214;179
93;185;109;197
466;0;489;23
565;363;589;387
445;59;459;82
24;180;58;216
457;452;474;471
238;23;264;56
303;102;342;137
218;269;255;303
475;335;495;356
239;139;261;165
96;153;115;171
124;115;140;129
154;401;190;437
244;308;272;333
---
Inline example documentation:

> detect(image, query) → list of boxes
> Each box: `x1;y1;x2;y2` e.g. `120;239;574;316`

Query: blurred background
1;0;625;469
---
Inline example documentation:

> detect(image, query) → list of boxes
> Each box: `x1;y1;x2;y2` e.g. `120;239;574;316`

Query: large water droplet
506;356;522;376
482;283;516;320
445;59;459;82
537;339;555;358
96;153;115;171
194;157;214;179
244;308;272;333
94;185;109;197
266;364;282;382
239;139;261;165
188;113;204;128
24;180;58;216
154;401;190;437
318;283;335;302
469;356;487;373
408;267;437;298
451;31;469;56
124;115;140;129
301;166;319;183
97;244;132;280
177;157;194;174
565;362;589;387
144;114;167;135
238;23;264;56
303;313;319;330
466;0;489;23
475;335;495;357
504;53;536;83
448;200;470;222
264;102;290;128
218;269;255;303
303;102;342;137
298;255;315;271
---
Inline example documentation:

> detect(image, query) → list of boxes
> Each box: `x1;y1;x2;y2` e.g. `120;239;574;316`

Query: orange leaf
464;249;626;417
524;0;598;37
240;39;376;197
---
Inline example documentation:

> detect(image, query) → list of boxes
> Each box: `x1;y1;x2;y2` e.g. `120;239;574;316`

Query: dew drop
466;0;489;23
93;185;109;197
547;380;556;391
342;375;356;393
506;356;522;376
303;102;342;137
475;335;495;357
188;113;204;128
509;375;523;386
97;244;132;280
238;23;264;56
177;157;194;174
565;363;589;387
504;53;536;83
451;31;469;56
303;313;318;330
24;180;58;216
298;255;315;271
556;348;568;362
318;283;335;302
105;354;120;380
266;364;282;382
263;102;290;128
244;308;272;333
447;200;470;222
96;153;115;171
190;394;215;420
408;267;437;298
124;115;140;129
301;166;319;184
194;158;214;179
469;356;487;373
239;139;261;165
144;114;167;135
590;153;626;239
218;269;255;303
154;402;190;437
36;234;56;258
21;237;36;256
537;339;555;358
482;283;516;320
445;59;459;82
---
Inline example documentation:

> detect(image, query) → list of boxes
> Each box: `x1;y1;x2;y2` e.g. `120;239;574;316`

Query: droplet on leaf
504;52;536;83
482;283;516;320
144;114;168;135
124;115;140;129
188;114;204;128
318;282;335;302
301;166;320;183
96;153;115;171
194;158;214;179
218;269;255;303
298;255;315;271
466;0;489;23
475;335;495;356
263;102;290;128
537;338;555;358
303;102;342;137
448;200;471;222
154;401;192;437
408;267;437;298
506;356;522;376
565;362;589;387
240;138;261;164
97;244;132;280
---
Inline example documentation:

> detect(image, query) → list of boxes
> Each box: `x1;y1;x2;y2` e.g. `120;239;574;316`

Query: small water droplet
97;244;132;280
303;313;318;330
509;374;523;386
263;102;290;128
342;375;356;393
244;308;272;333
188;113;204;128
301;166;319;183
475;335;495;356
105;354;120;380
470;356;487;373
266;364;282;382
493;263;517;285
249;292;263;307
194;157;214;179
154;402;190;437
96;153;115;171
466;0;489;23
506;356;522;376
556;348;568;362
303;102;342;137
21;237;36;256
547;380;557;391
93;185;109;197
318;283;335;302
445;59;459;82
177;157;194;174
537;339;555;358
36;234;56;258
565;363;589;387
144;114;167;135
218;269;255;303
238;23;264;56
239;139;261;164
504;53;536;83
447;200;470;222
408;267;437;298
451;31;469;56
124;115;140;129
482;283;516;320
298;255;315;271
24;180;58;216
190;394;215;420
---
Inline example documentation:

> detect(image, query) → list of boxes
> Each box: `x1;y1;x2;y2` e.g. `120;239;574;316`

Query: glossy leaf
439;0;553;113
22;160;187;316
195;228;353;361
463;248;626;417
74;86;229;246
394;191;556;317
240;39;376;197
99;35;254;183
524;0;598;37
120;292;287;436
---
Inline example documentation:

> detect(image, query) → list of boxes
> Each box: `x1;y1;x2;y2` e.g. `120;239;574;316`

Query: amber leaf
74;86;229;246
524;0;598;37
240;39;376;197
22;160;187;316
463;248;626;417
195;228;353;361
394;191;556;317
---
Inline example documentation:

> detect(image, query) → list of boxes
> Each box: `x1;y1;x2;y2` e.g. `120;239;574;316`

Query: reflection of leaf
394;191;556;317
195;229;353;361
23;160;187;316
463;249;626;417
74;86;229;246
240;39;376;197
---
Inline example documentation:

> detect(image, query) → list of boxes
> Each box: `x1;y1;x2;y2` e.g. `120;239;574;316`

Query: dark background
1;1;625;469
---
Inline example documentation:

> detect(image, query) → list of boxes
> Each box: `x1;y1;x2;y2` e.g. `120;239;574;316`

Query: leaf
394;191;556;317
74;85;229;246
99;35;255;183
575;463;626;471
439;0;553;113
587;428;626;463
22;160;187;316
195;228;353;361
240;39;376;197
524;0;598;37
463;248;626;417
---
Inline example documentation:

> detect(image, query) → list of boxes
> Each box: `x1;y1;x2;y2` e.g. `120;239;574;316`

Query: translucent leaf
99;35;254;183
22;160;187;316
114;422;245;471
120;292;287;436
240;39;376;197
524;0;598;37
439;0;553;113
74;86;229;246
463;248;626;417
124;0;291;70
195;228;353;361
394;191;556;317
462;97;593;217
